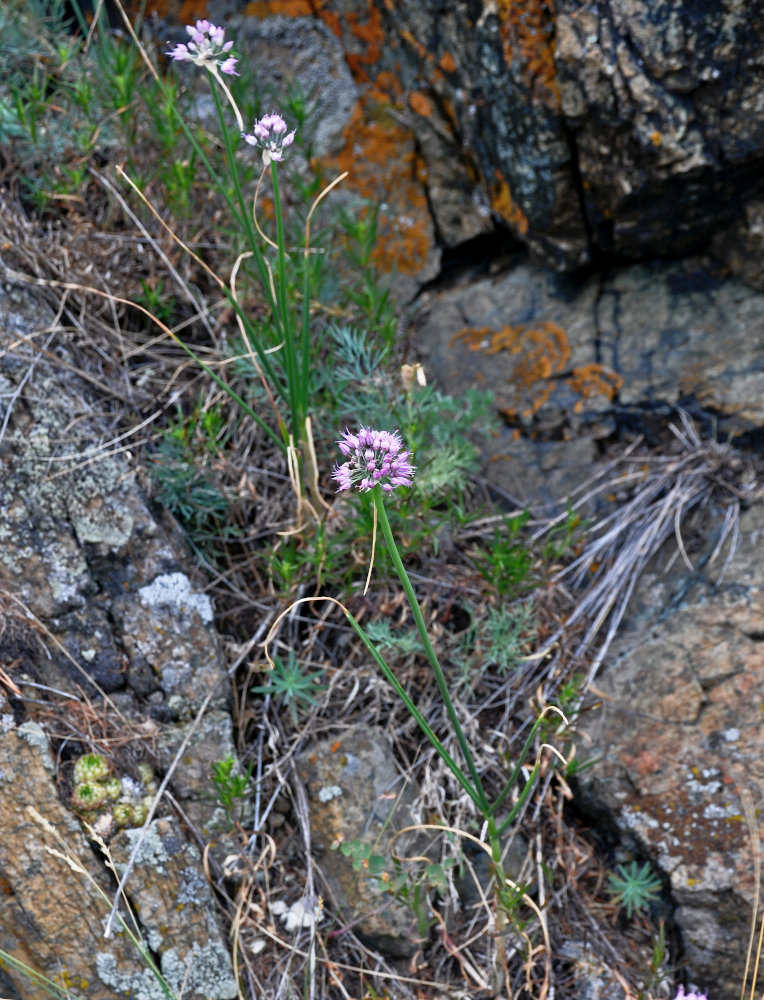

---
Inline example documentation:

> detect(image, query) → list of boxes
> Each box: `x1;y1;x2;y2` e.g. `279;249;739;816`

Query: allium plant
333;427;415;493
333;426;564;946
674;990;708;1000
161;20;342;514
167;20;239;76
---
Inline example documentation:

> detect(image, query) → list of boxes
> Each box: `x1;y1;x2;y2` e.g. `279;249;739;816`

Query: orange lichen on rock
244;0;313;16
452;325;623;420
496;0;560;108
439;51;457;73
490;176;530;236
243;0;341;35
568;363;622;411
408;91;434;118
399;28;429;62
124;0;198;18
452;322;571;418
329;98;431;275
136;0;208;20
345;5;385;82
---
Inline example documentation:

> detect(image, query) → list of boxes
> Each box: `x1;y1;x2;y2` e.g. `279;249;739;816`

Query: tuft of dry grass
536;410;760;695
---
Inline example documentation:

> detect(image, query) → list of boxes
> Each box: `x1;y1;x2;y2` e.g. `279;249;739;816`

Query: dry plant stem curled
261;597;480;808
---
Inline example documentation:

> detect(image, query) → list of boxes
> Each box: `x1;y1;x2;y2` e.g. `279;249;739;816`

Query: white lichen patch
318;784;343;802
118;822;169;871
702;801;741;821
160;941;237;1000
138;573;213;624
96;952;169;1000
177;865;206;905
17;721;55;772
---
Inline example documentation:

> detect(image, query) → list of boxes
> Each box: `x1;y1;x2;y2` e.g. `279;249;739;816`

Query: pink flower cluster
167;20;238;75
675;988;708;1000
333;427;415;494
242;113;296;165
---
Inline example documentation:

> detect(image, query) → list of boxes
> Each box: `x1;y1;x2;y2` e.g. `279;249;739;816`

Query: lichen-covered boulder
296;725;426;957
0;283;240;999
0;285;226;709
0;713;145;1000
413;254;764;505
130;0;764;277
575;502;764;999
216;0;762;276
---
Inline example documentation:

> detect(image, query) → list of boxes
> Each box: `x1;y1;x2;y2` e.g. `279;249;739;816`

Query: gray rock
296;725;427;957
0;707;155;1000
233;15;357;159
277;0;764;272
575;502;764;999
108;819;238;1000
414;255;764;505
0;285;228;706
0;284;239;998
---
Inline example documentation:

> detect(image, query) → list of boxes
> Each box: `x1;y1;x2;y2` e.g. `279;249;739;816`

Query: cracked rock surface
413;253;764;506
0;284;240;1000
575;502;764;998
255;0;764;275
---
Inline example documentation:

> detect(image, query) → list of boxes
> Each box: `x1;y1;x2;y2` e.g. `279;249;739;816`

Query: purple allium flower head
674;988;709;1000
333;427;416;494
167;20;238;75
242;112;296;165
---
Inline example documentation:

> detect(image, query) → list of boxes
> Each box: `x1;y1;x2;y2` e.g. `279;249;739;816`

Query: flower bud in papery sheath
167;20;239;75
332;427;416;493
242;112;296;165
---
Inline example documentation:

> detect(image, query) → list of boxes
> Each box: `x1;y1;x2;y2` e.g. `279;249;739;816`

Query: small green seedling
608;860;662;918
251;652;326;725
211;754;252;826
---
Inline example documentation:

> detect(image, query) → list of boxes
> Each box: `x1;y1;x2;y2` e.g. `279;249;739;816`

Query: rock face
0;287;226;707
575;501;764;999
296;726;426;957
138;0;764;278
414;254;764;506
219;0;762;276
0;284;240;999
0;715;144;1000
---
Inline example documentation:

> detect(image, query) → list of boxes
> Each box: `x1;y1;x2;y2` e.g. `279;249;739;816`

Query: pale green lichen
119;822;170;870
95;952;169;1000
17;721;55;772
160;941;237;1000
138;573;213;624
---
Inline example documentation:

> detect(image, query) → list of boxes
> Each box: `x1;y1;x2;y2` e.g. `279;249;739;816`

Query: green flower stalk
333;427;507;882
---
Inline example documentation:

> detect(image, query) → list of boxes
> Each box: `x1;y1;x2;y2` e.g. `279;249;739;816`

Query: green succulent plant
73;753;111;785
71;753;158;831
608;860;662;918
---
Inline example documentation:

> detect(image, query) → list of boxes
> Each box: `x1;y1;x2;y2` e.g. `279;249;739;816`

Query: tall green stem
270;162;304;447
373;492;490;814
